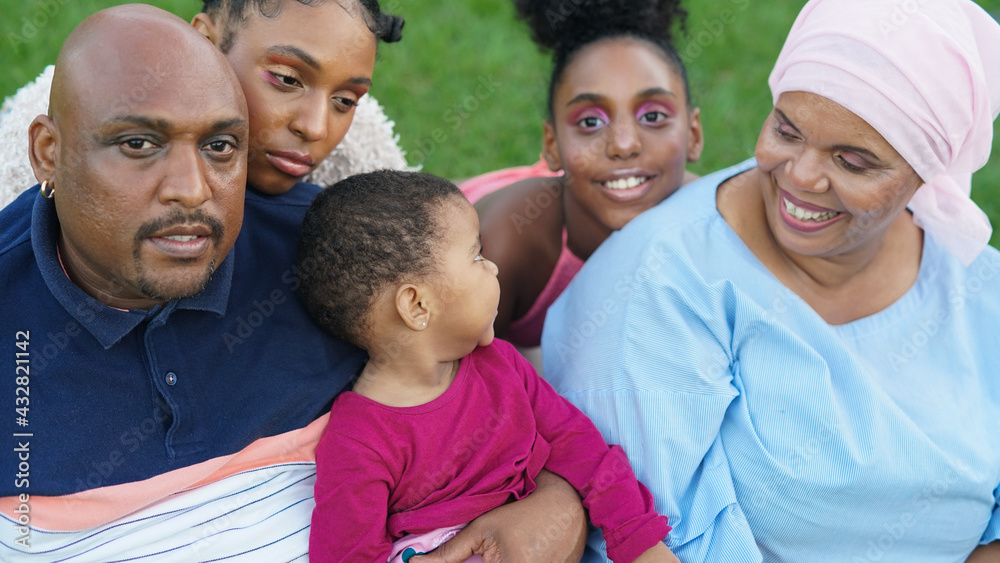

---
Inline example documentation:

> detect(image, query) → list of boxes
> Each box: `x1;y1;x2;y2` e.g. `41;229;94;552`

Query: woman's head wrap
769;0;1000;265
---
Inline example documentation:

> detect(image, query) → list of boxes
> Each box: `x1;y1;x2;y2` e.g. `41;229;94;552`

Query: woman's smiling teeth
784;198;840;221
603;176;648;190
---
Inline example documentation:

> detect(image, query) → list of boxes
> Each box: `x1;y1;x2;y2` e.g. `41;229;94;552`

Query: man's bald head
50;4;244;123
29;3;250;310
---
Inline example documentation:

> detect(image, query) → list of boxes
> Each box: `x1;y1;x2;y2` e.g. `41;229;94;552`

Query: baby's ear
395;284;430;331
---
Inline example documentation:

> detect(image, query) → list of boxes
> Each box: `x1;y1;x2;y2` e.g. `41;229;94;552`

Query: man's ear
191;12;222;44
542;121;562;172
28;115;58;185
395;284;430;331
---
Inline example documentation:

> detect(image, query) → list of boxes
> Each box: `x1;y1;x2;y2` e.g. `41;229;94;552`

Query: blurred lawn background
2;0;999;243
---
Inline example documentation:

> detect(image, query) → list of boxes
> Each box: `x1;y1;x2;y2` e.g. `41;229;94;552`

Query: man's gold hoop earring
40;180;55;199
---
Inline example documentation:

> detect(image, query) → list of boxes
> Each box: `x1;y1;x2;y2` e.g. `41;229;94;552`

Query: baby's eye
474;253;484;262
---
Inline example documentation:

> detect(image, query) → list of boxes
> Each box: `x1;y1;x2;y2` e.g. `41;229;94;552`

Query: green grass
3;0;999;244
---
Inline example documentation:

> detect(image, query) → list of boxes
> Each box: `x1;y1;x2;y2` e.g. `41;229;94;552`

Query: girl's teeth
164;235;198;242
604;176;647;190
784;198;838;222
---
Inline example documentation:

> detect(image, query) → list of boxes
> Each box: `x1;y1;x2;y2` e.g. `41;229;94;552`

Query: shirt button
165;372;177;386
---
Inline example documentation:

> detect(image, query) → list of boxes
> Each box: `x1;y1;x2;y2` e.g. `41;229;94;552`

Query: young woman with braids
193;0;404;195
0;0;407;202
463;0;703;349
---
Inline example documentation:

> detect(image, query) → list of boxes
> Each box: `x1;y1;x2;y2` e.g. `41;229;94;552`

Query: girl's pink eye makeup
635;102;674;122
569;106;609;130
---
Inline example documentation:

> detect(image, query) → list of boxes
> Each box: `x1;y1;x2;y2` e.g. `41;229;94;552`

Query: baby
297;170;679;563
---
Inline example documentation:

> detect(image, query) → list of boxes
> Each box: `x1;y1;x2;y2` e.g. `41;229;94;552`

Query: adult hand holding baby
396;471;587;563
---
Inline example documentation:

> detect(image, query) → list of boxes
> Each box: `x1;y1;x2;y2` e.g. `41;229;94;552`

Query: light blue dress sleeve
545;236;761;563
548;161;1000;561
983;484;1000;545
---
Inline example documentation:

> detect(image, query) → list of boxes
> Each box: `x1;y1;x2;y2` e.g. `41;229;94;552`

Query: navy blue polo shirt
0;184;366;496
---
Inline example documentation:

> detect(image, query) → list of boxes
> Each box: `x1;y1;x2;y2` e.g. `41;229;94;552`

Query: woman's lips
778;189;845;232
267;150;315;178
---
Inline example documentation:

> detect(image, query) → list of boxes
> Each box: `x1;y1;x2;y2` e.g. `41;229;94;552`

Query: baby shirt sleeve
309;422;395;562
503;342;668;563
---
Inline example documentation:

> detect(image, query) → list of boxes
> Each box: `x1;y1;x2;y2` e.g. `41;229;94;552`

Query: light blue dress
543;159;1000;562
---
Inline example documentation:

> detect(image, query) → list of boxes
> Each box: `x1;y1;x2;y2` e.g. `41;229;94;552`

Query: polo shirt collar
31;194;234;350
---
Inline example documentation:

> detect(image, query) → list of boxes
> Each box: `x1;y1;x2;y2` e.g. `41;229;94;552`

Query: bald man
0;5;365;560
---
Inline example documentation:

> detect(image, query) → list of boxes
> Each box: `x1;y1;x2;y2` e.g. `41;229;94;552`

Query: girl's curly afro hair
514;0;690;116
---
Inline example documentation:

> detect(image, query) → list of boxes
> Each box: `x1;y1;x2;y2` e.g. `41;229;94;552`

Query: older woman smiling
543;0;1000;561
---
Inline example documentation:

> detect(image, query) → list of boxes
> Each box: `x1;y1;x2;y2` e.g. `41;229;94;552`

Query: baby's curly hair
515;0;689;116
297;170;462;348
200;0;403;52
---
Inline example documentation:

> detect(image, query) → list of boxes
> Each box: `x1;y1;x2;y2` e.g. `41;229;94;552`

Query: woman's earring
40;180;55;199
421;321;427;328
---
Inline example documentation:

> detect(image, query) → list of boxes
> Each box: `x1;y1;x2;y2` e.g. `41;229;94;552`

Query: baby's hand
631;541;681;563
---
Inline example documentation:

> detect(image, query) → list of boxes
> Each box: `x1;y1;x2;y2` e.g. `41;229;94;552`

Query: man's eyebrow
104;116;171;130
209;118;249;133
103;116;248;134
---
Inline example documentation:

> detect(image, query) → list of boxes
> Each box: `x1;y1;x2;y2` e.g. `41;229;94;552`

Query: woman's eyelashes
264;69;302;90
774;121;800;141
332;95;359;112
773;116;875;174
265;69;359;113
837;153;872;173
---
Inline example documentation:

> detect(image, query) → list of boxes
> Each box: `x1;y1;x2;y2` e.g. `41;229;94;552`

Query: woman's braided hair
201;0;403;52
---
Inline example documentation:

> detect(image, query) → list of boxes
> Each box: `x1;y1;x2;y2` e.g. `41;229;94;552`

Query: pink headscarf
769;0;1000;266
